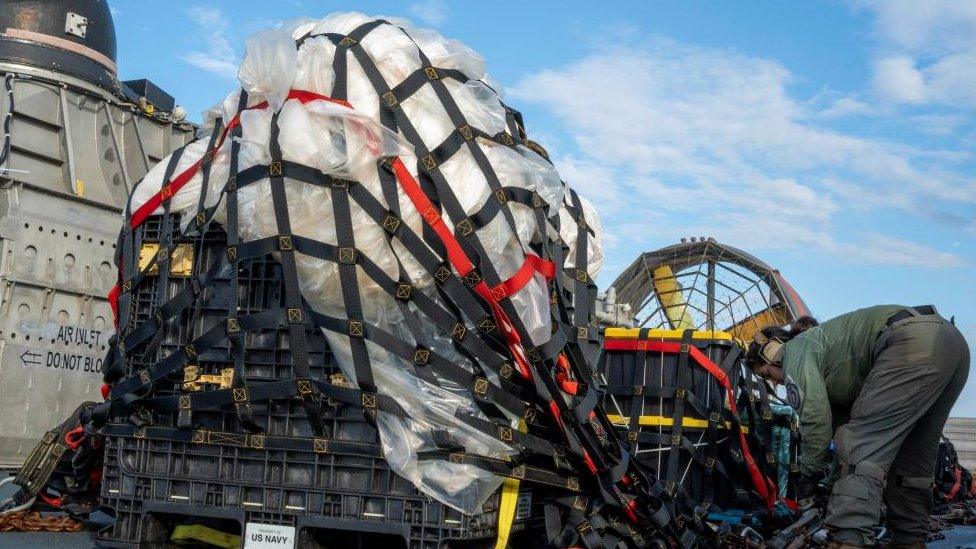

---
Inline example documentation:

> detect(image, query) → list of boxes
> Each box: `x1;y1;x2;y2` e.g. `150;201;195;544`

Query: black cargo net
89;19;715;548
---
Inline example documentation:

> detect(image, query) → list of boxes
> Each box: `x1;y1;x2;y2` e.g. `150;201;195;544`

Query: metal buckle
456;218;474;236
478;318;496;333
434;265;452;282
458;125;473;140
512;465;526;479
382;213;401;234
179;395;191;410
573;496;587;511
338;247;356;264
575;269;588;282
382;91;397;107
233;388;247;403
473;378;489;395
395;283;412;301
577;521;591;535
287;308;304;323
248;434;265;449
674;387;687;398
450;453;465;464
361;393;377;409
501;133;514;146
566;477;580;491
705;457;716;469
196;211;206;226
339;36;356;46
421;154;436;171
424;67;439;80
413;348;430;365
227;317;241;334
313;438;329;453
279;235;293;251
348;320;364;337
269;161;282;177
671;435;682;446
451;323;467;341
523;407;537;422
463;270;482;287
627;430;638;442
494;189;507;204
499;363;513;379
498;426;513;442
226;246;237;261
577;326;589;340
709;412;721;423
297;379;313;395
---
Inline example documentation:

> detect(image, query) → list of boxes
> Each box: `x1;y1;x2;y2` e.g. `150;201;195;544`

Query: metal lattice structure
610;238;810;341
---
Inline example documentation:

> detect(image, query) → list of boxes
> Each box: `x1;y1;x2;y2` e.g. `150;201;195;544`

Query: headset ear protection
752;332;786;367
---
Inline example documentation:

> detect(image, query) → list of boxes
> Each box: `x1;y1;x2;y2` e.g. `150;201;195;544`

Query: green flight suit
781;305;970;546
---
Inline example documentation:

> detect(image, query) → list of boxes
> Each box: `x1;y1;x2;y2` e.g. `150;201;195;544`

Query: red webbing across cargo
112;88;554;384
603;338;779;509
110;90;353;324
128;90;352;231
491;254;555;300
392;157;549;380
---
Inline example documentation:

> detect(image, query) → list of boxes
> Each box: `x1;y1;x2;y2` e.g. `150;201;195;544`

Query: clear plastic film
128;12;604;514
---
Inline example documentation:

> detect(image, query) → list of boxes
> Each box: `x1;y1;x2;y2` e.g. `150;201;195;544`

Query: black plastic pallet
599;334;746;509
97;214;542;548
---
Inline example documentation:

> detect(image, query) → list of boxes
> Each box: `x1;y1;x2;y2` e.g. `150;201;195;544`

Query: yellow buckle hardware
451;323;467;340
395;283;412;300
499;363;514;379
382;91;397;107
457;218;474;236
287;308;304;322
269;161;282;176
338;247;356;264
362;393;377;409
382;214;401;233
459;125;473;140
183;366;234;392
279;235;293;250
339;36;356;46
348;320;364;337
499;426;513;442
313;438;329;453
450;453;465;464
474;378;488;395
424;67;439;80
413;348;430;364
297;379;313;395
566;477;580;491
421;154;436;171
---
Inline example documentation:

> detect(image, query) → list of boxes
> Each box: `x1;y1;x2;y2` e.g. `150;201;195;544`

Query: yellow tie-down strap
495;420;527;549
606;414;749;434
604;328;734;342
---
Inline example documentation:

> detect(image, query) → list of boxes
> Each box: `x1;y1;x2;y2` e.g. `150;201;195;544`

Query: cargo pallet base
97;435;537;548
97;215;542;548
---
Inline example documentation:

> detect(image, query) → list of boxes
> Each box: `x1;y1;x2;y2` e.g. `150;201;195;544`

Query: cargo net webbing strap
601;335;754;515
603;335;779;510
728;359;802;499
97;20;682;548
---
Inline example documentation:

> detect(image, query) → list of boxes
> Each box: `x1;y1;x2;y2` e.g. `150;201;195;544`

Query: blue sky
110;1;975;412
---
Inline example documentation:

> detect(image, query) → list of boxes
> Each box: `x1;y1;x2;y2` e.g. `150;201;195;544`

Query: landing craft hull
0;63;194;468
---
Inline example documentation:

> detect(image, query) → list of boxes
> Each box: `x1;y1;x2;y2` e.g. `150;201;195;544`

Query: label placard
244;523;295;549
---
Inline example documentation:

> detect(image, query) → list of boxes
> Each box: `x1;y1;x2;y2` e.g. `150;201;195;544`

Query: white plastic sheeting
128;12;603;513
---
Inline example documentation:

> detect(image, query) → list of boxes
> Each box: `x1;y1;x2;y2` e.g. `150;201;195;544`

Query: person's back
783;304;902;411
750;304;970;548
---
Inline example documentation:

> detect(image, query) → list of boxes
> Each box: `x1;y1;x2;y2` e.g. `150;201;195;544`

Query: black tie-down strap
7;402;103;521
95;18;692;547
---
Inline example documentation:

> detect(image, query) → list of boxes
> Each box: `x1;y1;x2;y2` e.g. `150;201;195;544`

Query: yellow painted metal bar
652;265;694;330
606;414;749;433
604;327;733;341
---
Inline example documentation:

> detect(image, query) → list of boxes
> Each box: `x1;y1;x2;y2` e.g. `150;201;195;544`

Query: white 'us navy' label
244;523;295;549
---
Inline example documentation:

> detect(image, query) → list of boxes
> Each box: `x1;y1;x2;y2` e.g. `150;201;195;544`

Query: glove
797;473;826;500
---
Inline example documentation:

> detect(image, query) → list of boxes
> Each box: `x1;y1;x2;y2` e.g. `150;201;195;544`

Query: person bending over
747;305;969;548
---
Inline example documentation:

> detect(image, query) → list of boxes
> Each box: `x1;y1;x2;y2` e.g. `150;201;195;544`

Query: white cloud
818;96;879;119
510;38;969;267
409;0;448;27
872;56;927;104
860;0;976;107
180;6;239;80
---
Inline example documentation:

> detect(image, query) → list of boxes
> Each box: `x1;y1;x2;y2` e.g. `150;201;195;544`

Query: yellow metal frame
606;414;749;433
604;327;734;341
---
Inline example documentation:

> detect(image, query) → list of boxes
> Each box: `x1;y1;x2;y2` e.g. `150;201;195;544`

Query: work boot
826;543;866;549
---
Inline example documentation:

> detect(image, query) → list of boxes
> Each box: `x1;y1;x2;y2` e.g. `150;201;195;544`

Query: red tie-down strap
391;158;557;381
603;338;779;509
108;90;354;324
948;466;963;501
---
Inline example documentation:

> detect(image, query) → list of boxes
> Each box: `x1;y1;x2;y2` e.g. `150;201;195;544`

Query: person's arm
784;336;831;478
